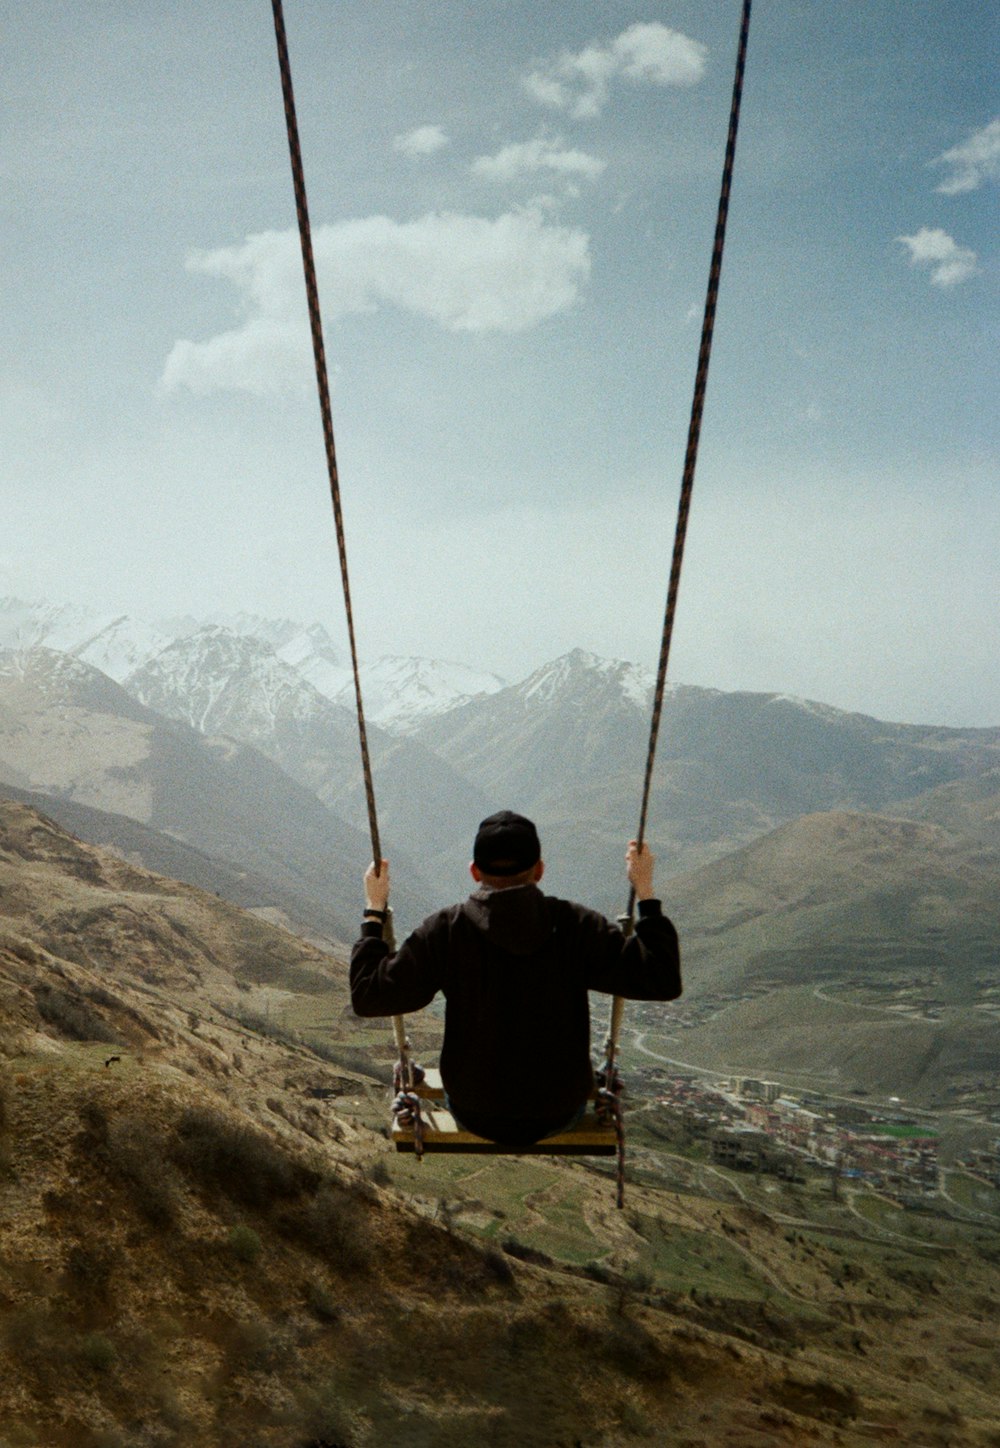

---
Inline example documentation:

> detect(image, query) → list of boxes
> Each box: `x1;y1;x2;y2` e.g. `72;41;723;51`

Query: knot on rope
595;1062;627;1210
594;1062;624;1119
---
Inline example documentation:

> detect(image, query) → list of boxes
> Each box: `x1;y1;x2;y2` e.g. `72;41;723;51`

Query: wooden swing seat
391;1069;617;1156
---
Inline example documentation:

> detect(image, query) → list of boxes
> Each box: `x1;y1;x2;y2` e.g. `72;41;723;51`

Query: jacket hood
461;883;553;957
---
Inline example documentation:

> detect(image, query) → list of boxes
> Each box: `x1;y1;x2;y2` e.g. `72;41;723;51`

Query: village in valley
654;1073;944;1201
615;972;1000;1212
636;1061;1000;1212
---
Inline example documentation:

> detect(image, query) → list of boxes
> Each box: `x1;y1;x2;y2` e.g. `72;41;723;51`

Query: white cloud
472;135;606;184
524;22;706;120
896;227;979;287
613;23;707;86
394;124;449;157
160;211;591;395
931;118;1000;195
159;316;312;398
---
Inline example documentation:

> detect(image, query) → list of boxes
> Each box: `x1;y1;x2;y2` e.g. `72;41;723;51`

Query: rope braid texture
604;0;753;1205
270;0;420;1125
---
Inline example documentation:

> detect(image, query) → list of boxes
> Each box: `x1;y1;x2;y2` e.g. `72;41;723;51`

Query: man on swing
350;810;681;1147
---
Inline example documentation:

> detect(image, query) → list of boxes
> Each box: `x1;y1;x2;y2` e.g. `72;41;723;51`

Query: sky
2;1;997;726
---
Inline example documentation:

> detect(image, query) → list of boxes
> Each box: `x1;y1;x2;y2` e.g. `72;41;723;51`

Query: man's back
350;812;681;1145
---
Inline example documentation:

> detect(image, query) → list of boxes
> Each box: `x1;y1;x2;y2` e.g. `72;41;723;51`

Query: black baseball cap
473;810;541;876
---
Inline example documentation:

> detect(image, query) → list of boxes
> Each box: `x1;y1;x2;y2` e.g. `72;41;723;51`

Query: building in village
657;1074;939;1196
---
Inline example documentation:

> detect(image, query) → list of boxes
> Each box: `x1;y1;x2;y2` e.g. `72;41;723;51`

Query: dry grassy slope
668;809;1000;993
2;803;1000;1447
0;781;356;954
657;809;1000;1100
0;801;350;1007
895;768;1000;850
0;650;435;938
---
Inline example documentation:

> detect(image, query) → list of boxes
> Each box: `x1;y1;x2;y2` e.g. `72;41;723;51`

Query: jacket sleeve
579;899;682;1001
349;916;443;1017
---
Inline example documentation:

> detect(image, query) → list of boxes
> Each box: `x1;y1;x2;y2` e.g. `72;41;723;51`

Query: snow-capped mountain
0;597;503;735
341;655;505;734
4;596;1000;922
73;615;176;682
124;625;352;743
515;648;656;712
123;624;493;865
0;599;177;683
273;622;351;700
412;647;665;816
0;598;110;656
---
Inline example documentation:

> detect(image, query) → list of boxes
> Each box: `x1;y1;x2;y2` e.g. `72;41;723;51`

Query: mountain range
0;647;435;942
0;597;502;734
1;593;998;1105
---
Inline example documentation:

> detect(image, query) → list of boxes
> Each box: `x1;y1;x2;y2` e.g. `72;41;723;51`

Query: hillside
647;809;1000;1105
412;650;1000;910
0;648;436;938
3;802;1000;1445
3;802;1000;1444
124;627;493;867
669;809;1000;992
0;782;353;951
894;768;1000;850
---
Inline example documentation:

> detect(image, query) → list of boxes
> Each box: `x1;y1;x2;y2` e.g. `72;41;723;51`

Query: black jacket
350;884;681;1128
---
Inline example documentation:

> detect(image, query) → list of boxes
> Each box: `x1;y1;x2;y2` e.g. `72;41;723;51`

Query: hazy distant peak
276;621;342;666
0;598;144;672
761;692;867;725
352;654;506;733
0;644;98;690
124;626;343;739
0;645;156;724
517;648;655;709
201;612;315;652
154;622;267;656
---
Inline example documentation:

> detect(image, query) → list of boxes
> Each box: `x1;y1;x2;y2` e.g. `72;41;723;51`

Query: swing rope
601;0;753;1204
270;0;422;1145
270;0;753;1192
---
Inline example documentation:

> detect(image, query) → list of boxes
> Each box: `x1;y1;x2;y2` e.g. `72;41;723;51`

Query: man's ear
533;860;545;883
470;861;483;883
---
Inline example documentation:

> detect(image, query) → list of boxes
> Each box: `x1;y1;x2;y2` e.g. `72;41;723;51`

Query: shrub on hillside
582;1260;612;1284
600;1318;667;1381
228;1224;263;1264
64;1242;119;1305
221;1317;292;1375
276;1183;371;1274
291;1380;357;1447
33;983;120;1044
304;1279;341;1322
2;1303;75;1375
79;1332;117;1372
501;1236;552;1267
776;1375;861;1425
171;1106;317;1208
479;1246;516;1287
104;1114;180;1228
